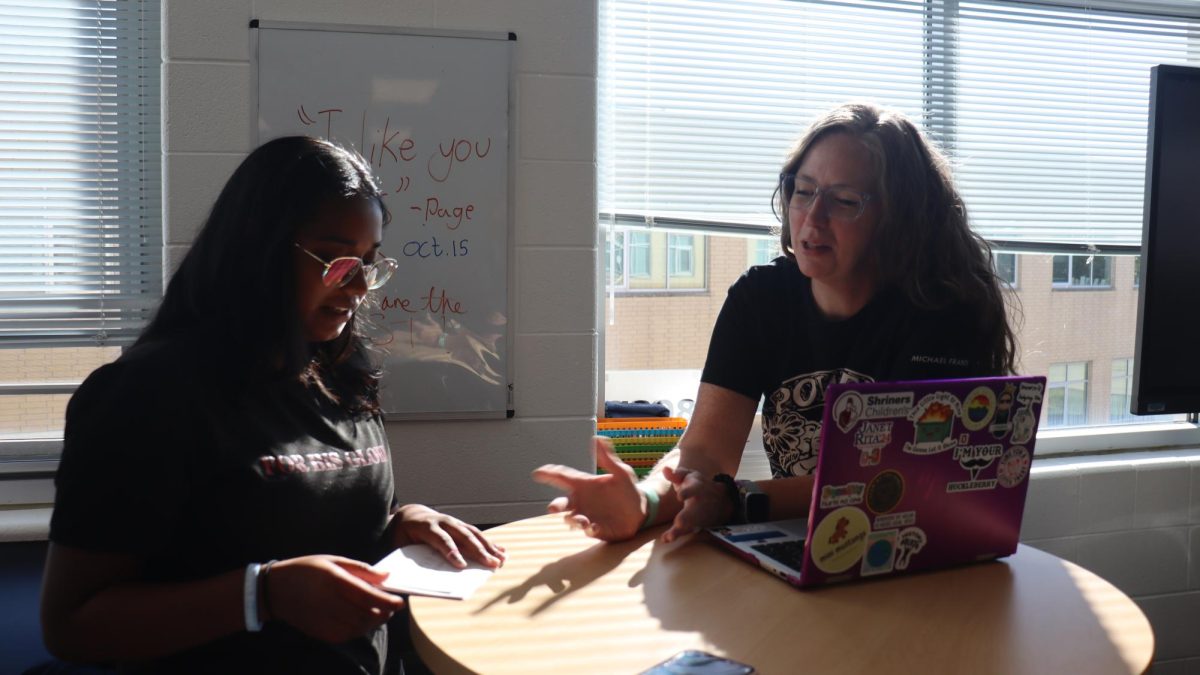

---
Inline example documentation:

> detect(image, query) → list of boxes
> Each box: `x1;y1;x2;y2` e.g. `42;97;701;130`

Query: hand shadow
473;526;662;618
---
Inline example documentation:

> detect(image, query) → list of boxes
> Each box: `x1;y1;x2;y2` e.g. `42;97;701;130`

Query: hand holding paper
375;544;496;600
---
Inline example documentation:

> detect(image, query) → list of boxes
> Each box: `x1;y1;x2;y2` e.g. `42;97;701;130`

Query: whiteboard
254;22;513;419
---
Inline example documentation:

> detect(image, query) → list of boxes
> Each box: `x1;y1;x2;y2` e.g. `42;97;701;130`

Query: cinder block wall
163;0;600;524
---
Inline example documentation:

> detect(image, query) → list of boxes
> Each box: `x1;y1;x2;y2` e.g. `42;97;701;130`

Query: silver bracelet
244;562;263;632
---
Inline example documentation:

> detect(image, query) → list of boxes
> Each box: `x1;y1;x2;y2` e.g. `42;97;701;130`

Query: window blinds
599;0;1200;246
0;1;161;348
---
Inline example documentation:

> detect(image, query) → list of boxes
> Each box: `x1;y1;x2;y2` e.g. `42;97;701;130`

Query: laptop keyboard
751;540;806;571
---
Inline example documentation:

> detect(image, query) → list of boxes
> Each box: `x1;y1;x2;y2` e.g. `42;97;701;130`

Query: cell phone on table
640;650;755;675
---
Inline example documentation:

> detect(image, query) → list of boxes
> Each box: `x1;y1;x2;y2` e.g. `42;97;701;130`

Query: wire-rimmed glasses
780;173;873;223
294;243;398;290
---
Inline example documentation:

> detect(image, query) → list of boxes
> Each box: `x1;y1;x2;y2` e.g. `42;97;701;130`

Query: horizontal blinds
599;0;1200;246
0;1;161;347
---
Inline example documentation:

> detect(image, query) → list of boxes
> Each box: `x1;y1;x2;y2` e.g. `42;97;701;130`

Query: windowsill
0;505;52;543
1050;285;1114;291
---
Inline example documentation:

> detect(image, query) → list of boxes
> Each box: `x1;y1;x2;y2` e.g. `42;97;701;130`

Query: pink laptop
709;375;1046;588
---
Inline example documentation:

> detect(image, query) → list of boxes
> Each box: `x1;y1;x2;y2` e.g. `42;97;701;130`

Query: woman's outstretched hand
532;436;647;542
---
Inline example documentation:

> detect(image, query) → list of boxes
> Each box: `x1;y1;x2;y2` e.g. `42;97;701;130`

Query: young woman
534;102;1016;543
41;136;504;674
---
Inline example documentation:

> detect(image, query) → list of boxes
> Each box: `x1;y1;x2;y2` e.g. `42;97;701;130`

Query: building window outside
1133;256;1141;288
1052;255;1112;288
629;232;651;278
1047;361;1090;427
749;238;780;267
668;234;695;277
995;252;1018;287
1;3;161;464
605;229;707;292
1110;358;1136;423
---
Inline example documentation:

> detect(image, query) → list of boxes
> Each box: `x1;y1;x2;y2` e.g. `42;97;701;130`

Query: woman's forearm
45;567;245;664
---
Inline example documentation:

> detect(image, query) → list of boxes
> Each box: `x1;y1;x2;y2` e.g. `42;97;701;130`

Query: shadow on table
472;526;660;617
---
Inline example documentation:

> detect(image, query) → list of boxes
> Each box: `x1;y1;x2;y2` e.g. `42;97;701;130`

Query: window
1133;256;1141;288
748;239;780;267
668;235;694;276
599;0;1200;448
1110;358;1137;423
994;252;1017;287
0;2;161;465
604;229;707;292
1052;255;1112;288
1047;362;1089;428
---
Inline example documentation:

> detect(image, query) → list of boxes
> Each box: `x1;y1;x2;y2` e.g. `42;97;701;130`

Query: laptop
709;375;1046;588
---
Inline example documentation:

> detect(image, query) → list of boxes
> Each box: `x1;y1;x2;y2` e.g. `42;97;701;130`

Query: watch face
744;492;770;523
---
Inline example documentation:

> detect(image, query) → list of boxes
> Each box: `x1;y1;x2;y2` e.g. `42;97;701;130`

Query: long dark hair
775;102;1017;375
138;136;390;412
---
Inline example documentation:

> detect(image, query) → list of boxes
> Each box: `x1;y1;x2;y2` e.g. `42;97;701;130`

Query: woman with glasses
535;102;1015;543
41;136;504;674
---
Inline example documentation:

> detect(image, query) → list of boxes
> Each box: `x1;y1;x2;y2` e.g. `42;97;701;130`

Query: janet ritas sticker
811;506;870;574
962;386;996;431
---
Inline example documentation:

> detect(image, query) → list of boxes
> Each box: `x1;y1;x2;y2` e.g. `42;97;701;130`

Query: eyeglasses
780;173;873;222
294;243;398;290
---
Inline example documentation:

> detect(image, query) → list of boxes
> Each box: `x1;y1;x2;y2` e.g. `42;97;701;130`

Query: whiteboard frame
250;19;517;421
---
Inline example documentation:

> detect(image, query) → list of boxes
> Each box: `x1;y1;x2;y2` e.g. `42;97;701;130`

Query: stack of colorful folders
596;417;687;477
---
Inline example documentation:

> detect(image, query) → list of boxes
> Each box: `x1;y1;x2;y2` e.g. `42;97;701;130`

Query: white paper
374;544;494;600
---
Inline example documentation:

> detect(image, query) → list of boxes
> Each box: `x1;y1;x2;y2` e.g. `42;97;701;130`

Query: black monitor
1132;64;1200;415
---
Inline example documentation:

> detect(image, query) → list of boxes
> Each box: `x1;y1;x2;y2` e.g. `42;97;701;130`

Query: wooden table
410;514;1154;674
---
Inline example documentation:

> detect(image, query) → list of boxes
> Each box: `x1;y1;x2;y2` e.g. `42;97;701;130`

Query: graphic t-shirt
50;340;396;675
701;258;997;478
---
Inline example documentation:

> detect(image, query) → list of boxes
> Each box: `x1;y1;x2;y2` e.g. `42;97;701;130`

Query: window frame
596;0;1200;458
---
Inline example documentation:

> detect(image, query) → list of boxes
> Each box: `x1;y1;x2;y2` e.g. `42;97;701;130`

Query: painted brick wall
163;0;599;523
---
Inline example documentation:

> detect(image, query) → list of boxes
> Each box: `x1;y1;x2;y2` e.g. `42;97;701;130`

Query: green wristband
636;483;660;529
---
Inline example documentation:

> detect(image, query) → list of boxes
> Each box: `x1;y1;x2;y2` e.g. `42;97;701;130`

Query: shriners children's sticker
861;529;898;576
832;391;865;433
903;392;962;455
996;446;1031;487
962;386;996;431
895;527;927;570
811;506;870;574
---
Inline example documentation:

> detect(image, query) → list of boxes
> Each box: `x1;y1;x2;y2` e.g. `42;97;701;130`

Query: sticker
854;420;893;466
810;506;870;574
1017;381;1044;406
1010;408;1036;445
866;470;905;514
833;391;865;432
861;530;898;576
996;445;1031;488
895;527;927;570
874;511;916;530
904;392;962;455
962;386;996;431
819;482;866;509
953;443;1004;480
989;382;1017;439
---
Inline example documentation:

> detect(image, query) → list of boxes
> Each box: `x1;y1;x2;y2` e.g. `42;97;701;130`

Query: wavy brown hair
775;102;1016;374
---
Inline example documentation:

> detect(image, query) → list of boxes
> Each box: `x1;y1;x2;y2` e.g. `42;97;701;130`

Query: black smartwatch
713;474;770;524
736;479;770;523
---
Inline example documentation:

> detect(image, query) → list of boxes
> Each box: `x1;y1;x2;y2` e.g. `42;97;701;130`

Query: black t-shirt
50;339;395;674
702;258;997;478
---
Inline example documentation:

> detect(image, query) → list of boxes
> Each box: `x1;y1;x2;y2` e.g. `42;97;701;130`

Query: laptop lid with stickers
796;375;1046;587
